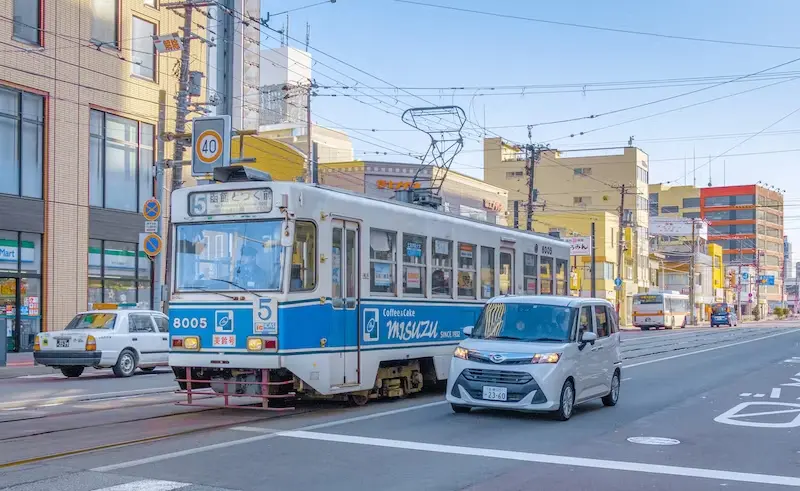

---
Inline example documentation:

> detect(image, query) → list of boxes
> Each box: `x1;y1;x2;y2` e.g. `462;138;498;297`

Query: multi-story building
484;138;651;322
0;1;207;352
701;185;785;314
648;184;701;220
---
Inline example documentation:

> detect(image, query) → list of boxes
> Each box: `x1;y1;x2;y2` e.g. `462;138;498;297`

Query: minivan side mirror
580;331;597;346
463;326;473;337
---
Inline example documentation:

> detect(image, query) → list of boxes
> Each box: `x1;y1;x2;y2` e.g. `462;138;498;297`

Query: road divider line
278;430;800;487
89;480;190;491
91;400;447;472
624;329;799;369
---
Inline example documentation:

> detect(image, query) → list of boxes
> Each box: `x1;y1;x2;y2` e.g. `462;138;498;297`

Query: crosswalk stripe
91;480;189;491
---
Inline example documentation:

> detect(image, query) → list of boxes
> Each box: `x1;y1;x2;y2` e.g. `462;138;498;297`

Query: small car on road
33;306;169;378
446;296;622;420
710;302;737;327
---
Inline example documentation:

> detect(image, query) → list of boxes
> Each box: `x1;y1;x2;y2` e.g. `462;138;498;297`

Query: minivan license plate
482;386;507;401
56;338;69;348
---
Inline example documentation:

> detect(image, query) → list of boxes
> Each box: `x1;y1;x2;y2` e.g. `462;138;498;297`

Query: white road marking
1;407;27;411
754;394;765;398
230;426;279;434
624;329;799;369
771;388;782;399
715;402;800;428
740;393;752;397
91;400;448;472
622;378;632;382
90;480;189;491
279;430;800;487
0;387;175;409
37;402;63;408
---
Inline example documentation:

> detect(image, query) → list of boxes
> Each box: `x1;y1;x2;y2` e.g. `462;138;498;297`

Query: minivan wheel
451;404;471;414
556;380;575;421
60;366;84;378
113;349;137;378
602;371;620;407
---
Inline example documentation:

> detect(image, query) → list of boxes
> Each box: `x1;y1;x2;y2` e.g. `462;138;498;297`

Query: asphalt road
1;324;799;491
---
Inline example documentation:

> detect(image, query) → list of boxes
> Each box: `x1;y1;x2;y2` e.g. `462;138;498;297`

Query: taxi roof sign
92;303;138;310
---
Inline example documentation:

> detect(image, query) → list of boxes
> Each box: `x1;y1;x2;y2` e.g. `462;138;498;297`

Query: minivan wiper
525;337;567;342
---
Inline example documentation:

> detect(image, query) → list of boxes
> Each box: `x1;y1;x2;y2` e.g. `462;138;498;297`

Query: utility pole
154;90;167;312
306;82;313;183
169;2;195;191
737;248;743;317
525;145;535;231
615;184;626;315
756;250;762;319
689;218;696;325
590;221;597;298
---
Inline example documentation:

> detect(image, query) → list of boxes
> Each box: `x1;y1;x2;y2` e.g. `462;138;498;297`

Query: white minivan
446;296;622;420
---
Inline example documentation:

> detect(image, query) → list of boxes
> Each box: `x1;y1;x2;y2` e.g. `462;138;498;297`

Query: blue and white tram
167;167;570;407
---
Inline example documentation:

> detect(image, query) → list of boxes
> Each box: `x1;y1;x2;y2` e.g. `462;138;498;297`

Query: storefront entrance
1;277;41;352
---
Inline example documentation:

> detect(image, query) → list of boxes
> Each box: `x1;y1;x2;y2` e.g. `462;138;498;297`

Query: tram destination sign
189;188;273;216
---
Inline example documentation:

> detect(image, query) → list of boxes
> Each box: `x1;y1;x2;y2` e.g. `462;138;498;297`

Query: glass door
500;249;514;295
0;278;18;353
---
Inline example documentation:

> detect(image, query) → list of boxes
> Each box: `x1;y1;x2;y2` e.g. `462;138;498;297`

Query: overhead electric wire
393;0;800;51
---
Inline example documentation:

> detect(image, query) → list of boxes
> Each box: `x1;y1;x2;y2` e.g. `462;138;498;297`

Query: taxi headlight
247;337;264;351
531;352;561;364
182;336;200;351
453;346;469;360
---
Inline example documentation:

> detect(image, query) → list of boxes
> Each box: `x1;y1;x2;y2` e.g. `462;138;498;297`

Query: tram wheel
348;393;370;407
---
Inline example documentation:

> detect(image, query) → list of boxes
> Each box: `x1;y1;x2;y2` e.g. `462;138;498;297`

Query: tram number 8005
173;317;208;329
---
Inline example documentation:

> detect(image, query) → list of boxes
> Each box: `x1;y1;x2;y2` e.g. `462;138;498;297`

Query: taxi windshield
175;220;284;292
472;303;576;342
65;313;117;329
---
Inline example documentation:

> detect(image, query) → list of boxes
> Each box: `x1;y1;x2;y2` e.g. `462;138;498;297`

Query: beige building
484;138;651;322
0;0;206;352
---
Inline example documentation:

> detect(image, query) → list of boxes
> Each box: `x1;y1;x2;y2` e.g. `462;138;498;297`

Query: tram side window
556;259;568;296
523;253;538;294
457;243;476;298
290;221;317;292
480;246;495;298
402;233;426;296
369;229;396;295
432;238;452;297
540;256;554;295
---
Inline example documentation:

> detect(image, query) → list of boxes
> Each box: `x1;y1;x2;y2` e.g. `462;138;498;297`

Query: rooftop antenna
628;135;634;147
285;15;290;46
305;22;310;51
693;147;696;187
708;155;712;187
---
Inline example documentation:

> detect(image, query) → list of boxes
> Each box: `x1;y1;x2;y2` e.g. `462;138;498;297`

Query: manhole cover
627;437;681;445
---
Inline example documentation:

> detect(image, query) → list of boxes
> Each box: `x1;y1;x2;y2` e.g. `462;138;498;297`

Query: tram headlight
182;336;200;351
247;338;264;351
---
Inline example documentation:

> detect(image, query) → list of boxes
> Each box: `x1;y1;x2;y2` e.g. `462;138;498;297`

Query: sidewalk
0;352;56;379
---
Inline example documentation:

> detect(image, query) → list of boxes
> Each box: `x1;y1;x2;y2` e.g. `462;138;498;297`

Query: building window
523;253;537;294
13;0;42;45
131;17;156;80
89;109;155;212
682;197;700;208
649;193;659;216
92;0;119;48
734;194;755;205
369;229;396;295
88;239;152;309
574;167;592;176
573;196;591;206
457;243;476;298
660;206;679;214
432;239;452;297
636;166;648;183
402;233;426;296
505;171;523;179
0;87;44;198
480;246;495;298
636;195;648;212
683;212;700;219
144;0;157;7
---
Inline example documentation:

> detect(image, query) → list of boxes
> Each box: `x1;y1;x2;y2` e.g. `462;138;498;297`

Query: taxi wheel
113;349;137;378
60;366;84;378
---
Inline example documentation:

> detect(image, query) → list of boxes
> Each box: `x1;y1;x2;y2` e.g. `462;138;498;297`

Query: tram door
330;219;361;386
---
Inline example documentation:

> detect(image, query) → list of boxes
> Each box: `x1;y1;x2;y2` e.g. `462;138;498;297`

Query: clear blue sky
261;0;800;265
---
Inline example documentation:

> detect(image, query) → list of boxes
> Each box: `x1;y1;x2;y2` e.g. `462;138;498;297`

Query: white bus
167;166;571;408
632;292;690;330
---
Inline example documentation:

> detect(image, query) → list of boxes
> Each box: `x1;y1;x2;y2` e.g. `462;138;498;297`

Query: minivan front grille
462;368;532;385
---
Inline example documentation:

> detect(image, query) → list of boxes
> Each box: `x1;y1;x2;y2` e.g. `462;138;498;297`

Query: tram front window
175;221;284;292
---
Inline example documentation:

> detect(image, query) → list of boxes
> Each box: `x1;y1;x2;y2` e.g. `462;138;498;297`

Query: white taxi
33;306;170;378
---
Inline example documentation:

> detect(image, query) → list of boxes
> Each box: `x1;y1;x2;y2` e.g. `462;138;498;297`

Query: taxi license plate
56;338;69;348
482;386;507;401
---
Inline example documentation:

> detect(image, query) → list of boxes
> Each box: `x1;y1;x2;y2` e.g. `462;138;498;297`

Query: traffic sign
614;277;622;287
142;197;161;221
142;233;162;258
144;221;158;233
191;115;231;177
741;272;749;280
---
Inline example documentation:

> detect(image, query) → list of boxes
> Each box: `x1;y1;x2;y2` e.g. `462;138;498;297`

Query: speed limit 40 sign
191;115;231;177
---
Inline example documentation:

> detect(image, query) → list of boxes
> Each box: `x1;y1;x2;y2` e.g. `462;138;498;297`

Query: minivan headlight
531;352;561;364
454;346;469;360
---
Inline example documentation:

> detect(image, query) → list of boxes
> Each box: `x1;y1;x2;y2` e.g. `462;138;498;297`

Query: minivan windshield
472;303;576;342
712;303;728;314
